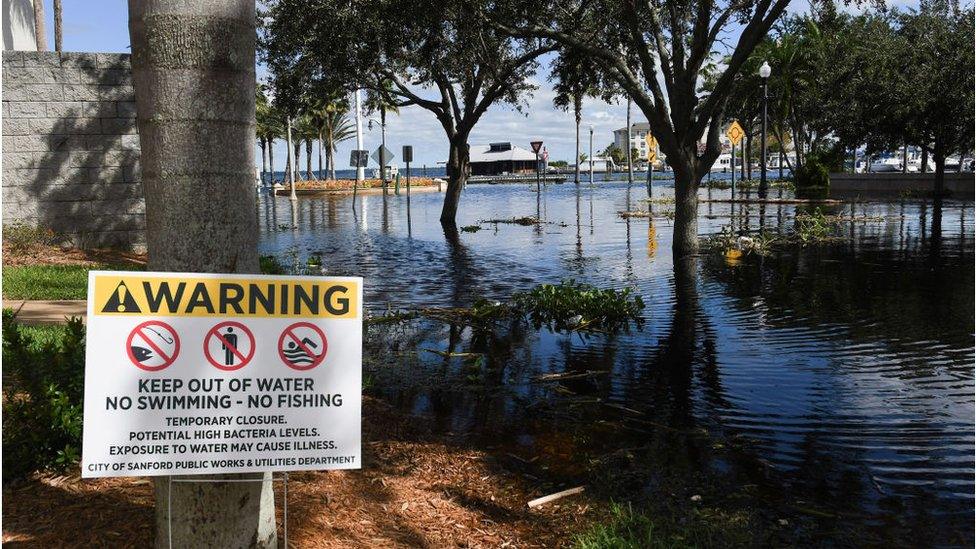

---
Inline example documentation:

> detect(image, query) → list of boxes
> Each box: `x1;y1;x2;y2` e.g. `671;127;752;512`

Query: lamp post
354;89;365;183
588;125;594;186
759;61;771;198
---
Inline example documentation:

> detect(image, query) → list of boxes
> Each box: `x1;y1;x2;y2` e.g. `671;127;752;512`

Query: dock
468;174;567;184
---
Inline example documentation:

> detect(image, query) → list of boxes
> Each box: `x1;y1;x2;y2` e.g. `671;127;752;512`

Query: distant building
469;142;538;176
613;122;656;160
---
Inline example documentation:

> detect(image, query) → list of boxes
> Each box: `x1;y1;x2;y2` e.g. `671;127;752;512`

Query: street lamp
588;125;594;186
759;61;771;198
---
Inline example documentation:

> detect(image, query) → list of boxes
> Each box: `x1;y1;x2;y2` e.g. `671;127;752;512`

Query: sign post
402;145;413;195
645;134;658;198
530;140;544;192
82;271;363;480
726;120;745;201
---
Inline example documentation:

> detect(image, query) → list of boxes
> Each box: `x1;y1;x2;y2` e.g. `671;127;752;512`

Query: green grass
574;502;754;549
3;264;141;300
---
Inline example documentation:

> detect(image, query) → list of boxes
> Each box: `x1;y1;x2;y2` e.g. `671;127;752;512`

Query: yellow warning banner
91;272;360;319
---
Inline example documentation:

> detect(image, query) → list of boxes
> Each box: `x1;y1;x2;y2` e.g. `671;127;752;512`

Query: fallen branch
527;486;585;508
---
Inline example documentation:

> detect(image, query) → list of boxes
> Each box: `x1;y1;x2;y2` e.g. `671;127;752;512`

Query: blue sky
39;0;918;172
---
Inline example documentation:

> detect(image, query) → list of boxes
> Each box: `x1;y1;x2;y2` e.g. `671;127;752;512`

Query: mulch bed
2;244;147;268
2;398;597;547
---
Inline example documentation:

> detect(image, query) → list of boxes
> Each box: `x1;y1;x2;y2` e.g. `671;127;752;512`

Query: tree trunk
305;138;312;180
33;0;46;51
259;138;267;185
328;146;336;180
293;141;301;180
671;155;700;257
626;99;633;186
933;140;946;197
268;140;275;184
317;136;323;180
574;106;581;185
440;137;469;225
128;0;276;546
53;0;63;51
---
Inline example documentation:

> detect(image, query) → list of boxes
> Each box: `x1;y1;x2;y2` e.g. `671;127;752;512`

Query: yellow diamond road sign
645;134;658;162
726;121;745;146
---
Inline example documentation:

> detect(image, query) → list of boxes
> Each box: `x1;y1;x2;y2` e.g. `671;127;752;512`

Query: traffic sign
204;320;255;371
82;271;363;479
647;150;657;163
727;120;745;146
644;133;658;152
371;145;395;166
350;150;368;168
126;320;179;371
530;140;543;153
278;322;328;371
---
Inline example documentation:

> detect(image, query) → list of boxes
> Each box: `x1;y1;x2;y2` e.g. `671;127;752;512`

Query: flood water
257;178;974;545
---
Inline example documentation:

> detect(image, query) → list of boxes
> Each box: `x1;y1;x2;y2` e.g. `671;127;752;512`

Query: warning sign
278;322;327;371
204;321;255;371
82;271;363;478
126;320;179;371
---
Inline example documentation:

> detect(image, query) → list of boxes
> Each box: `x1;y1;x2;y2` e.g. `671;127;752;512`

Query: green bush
3;223;59;253
2;310;86;479
794;160;830;189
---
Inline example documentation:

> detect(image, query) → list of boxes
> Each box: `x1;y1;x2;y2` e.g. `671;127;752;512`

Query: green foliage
260;255;287;274
3;310;86;479
793;208;833;243
573;502;753;549
460;225;482;233
512;280;644;332
3;223;59;253
3;264;144;300
794;156;830;189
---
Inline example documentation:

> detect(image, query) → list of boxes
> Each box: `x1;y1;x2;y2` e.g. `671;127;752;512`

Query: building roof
469;143;538;163
614;122;651;134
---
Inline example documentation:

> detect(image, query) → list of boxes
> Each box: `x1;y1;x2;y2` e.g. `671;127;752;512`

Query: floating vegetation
640;196;676;206
618;210;675;221
482;216;542;226
703;208;872;257
512;280;645;333
363;281;644;335
460;225;482;233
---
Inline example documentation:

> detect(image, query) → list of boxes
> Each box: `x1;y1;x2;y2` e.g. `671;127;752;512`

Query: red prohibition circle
277;322;328;371
204;321;256;371
126;320;180;371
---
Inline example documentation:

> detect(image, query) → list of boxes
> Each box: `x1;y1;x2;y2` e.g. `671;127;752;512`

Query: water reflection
258;183;974;543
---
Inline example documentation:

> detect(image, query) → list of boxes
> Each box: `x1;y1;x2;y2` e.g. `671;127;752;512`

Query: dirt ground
2;243;147;268
2;398;597;548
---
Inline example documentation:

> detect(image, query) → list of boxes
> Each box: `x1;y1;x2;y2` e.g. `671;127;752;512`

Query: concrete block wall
2;51;144;249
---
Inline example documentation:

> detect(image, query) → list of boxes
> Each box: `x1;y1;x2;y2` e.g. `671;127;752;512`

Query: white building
613;122;657;161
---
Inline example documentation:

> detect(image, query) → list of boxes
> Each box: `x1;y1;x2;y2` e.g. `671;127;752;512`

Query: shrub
3;223;59;254
794;160;830;189
2;310;86;479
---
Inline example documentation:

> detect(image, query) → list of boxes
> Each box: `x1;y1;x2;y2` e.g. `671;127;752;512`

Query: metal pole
536;152;541;192
589;126;594;187
646;160;653;198
406;160;411;195
731;142;736;201
760;79;768;198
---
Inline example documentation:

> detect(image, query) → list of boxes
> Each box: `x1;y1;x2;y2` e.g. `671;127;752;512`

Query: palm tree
321;103;355;179
552;50;600;185
295;114;317;180
364;81;400;182
32;0;46;51
54;0;63;52
256;85;282;185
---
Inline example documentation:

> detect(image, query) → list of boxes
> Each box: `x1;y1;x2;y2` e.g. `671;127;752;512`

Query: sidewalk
5;300;87;325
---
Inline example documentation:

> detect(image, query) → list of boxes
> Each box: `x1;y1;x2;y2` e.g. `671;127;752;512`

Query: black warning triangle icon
101;281;141;313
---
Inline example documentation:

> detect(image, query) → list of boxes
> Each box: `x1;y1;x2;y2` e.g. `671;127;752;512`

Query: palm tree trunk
574;101;581;185
305;138;312;180
328;145;336;180
317;134;324;180
293;141;301;180
128;0;274;546
626;99;633;186
33;0;47;51
53;0;63;52
268;141;275;184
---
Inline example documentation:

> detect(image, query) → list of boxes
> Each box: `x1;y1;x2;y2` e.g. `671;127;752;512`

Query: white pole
354;89;365;182
287;116;297;201
588;125;594;186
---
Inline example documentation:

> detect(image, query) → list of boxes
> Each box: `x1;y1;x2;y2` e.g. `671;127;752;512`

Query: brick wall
2;51;144;249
